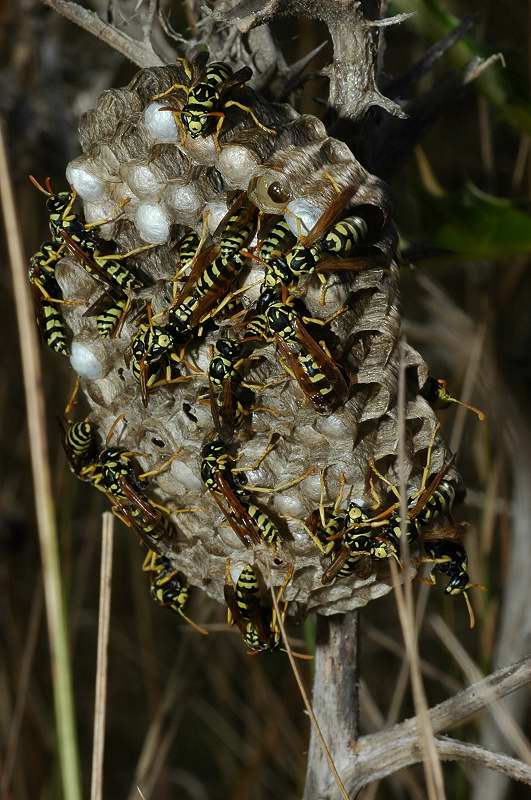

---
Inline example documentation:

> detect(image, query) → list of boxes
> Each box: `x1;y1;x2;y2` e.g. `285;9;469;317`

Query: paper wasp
29;175;150;295
224;563;311;657
261;289;349;414
200;439;278;547
207;337;256;437
420;375;486;422
152;53;275;145
167;199;259;339
421;527;481;629
143;550;208;635
321;503;400;584
29;241;70;356
224;563;281;653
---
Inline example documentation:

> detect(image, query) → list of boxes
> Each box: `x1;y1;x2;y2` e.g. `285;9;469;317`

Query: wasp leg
151;81;189;101
223;100;276;136
138;449;183;480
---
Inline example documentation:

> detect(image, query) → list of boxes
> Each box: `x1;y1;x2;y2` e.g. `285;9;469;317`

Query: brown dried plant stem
0;120;82;800
90;513;115;800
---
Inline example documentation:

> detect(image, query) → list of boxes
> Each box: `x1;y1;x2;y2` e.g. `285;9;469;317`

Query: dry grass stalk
0;119;82;800
431;615;531;766
269;583;350;800
393;342;446;799
90;512;115;800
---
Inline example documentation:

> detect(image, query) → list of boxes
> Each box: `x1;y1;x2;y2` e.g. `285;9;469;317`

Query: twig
335;655;531;794
430;615;531;766
435;737;531;785
90;513;115;800
0;119;82;800
43;0;164;67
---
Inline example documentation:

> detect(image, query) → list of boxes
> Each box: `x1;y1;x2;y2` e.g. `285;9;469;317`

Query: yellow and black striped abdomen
298;352;334;397
246;503;280;545
96;298;128;337
415;480;456;527
204;62;233;88
322;216;368;255
42;303;69;355
178;231;201;271
235;565;260;620
259;219;295;263
65;420;95;461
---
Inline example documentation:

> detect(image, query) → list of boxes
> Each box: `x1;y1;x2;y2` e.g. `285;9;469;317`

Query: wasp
224;563;311;657
420;376;486;422
260;289;349;414
143;550;208;635
321;502;400;584
29;175;150;295
224;563;283;654
207;337;256;437
58;381;101;477
341;424;456;544
168;199;258;338
130;320;177;403
152;53;275;145
200;438;288;548
29;240;71;356
421;531;481;629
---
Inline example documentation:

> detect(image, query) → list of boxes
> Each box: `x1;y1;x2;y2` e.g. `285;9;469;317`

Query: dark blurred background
1;1;531;798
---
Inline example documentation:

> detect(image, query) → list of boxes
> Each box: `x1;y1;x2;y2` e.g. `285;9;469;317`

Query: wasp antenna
282;648;314;661
463;591;476;630
28;174;51;196
106;413;128;445
178;609;209;636
448;396;486;422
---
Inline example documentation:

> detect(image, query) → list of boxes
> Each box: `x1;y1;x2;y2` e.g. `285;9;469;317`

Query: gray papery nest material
53;60;459;618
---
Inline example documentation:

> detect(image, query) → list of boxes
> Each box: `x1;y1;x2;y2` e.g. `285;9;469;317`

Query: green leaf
432;185;531;258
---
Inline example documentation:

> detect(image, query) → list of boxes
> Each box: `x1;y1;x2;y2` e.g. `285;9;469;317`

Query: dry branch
44;0;164;67
333;655;531;796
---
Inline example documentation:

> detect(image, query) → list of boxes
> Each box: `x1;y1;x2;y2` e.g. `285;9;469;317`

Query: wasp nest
40;62;461;622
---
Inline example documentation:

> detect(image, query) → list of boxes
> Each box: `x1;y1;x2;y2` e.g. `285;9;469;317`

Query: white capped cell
66;161;107;202
218;145;259;189
300;473;323;502
144;101;179;143
171;460;202;492
285;199;323;238
83;199;120;237
315;413;352;440
273;494;304;518
164;182;203;217
134;202;171;244
124;163;162;199
70;340;106;379
204;201;228;234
